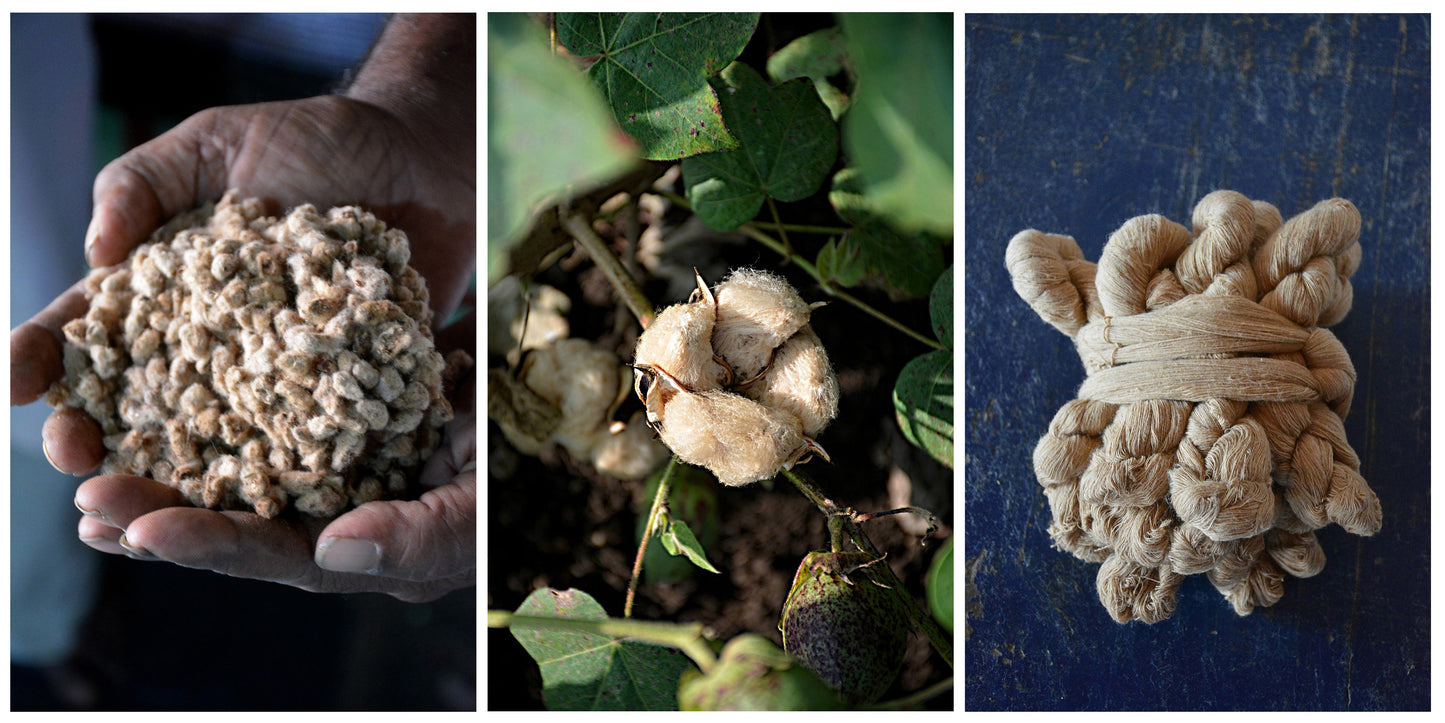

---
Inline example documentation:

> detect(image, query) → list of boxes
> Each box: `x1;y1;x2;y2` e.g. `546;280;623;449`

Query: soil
486;187;955;708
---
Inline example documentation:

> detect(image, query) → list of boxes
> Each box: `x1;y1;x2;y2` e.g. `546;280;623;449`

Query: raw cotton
633;269;838;486
45;191;470;519
488;337;670;480
1006;190;1380;623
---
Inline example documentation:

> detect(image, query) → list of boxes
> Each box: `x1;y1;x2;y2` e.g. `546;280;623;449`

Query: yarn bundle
1006;190;1381;623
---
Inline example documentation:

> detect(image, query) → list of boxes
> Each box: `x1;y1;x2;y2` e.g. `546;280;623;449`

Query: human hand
84;92;475;322
66;307;476;601
11;14;478;599
17;82;477;457
73;411;476;602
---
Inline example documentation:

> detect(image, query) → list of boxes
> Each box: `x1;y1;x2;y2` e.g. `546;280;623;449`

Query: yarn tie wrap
1006;190;1381;624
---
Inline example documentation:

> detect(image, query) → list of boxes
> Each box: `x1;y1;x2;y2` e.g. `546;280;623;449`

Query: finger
88;107;233;267
315;472;476;582
11;282;88;405
77;515;128;556
420;413;476;488
75;474;188;529
121;506;323;587
42;407;104;475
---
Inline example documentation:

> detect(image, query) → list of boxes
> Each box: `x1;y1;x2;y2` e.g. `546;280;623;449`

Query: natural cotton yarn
1007;190;1381;624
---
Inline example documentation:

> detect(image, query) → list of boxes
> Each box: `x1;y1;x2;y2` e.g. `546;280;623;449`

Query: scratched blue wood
964;15;1428;710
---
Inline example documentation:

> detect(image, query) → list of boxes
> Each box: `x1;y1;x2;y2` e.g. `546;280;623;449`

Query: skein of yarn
1006;190;1381;624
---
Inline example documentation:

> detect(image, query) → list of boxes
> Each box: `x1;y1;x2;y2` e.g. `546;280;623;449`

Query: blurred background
10;13;474;710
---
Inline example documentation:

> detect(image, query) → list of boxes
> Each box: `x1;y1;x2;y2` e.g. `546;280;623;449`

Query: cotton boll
520;339;623;459
633;273;729;393
592;410;671;480
712;269;813;382
741;327;839;438
490;338;669;480
658;387;805;487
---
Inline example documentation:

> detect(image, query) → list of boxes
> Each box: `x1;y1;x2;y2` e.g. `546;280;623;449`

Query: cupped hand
11;92;478;601
85;94;475;321
74;413;476;602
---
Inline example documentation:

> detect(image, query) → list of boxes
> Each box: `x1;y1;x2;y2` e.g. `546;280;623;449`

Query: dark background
964;14;1428;710
12;14;475;710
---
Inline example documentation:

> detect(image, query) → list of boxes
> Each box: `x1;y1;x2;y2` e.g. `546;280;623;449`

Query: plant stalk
751;221;853;235
740;224;944;350
626;455;679;618
863;675;954;710
560;207;656;327
489;611;718;673
782;468;954;669
764;195;793;262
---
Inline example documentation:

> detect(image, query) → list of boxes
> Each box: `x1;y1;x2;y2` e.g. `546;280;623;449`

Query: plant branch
559;206;656;327
648;189;943;350
489;611;718;673
751;220;853;235
740;224;944;350
863;676;954;710
782;468;954;669
765;195;793;262
626;455;679;618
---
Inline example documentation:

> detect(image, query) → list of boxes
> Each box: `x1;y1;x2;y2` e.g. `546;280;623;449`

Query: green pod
779;550;912;704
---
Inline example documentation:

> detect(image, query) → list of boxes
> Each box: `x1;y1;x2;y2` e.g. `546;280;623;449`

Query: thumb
314;472;476;582
87;107;235;267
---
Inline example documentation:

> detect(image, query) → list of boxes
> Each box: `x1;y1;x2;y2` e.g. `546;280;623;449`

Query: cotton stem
559;206;656;328
626;455;679;618
783;468;954;669
488;610;718;673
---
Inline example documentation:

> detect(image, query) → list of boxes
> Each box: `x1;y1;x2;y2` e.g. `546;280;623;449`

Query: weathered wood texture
964;14;1428;710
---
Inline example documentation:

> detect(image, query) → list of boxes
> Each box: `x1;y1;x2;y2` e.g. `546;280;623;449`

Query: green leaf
893;348;953;469
828;168;947;297
678;634;844;710
681;62;839;231
511;588;693;711
930;265;953;348
816;237;865;287
661;519;721;574
637;463;719;584
558;13;759;161
925;537;954;634
839;13;953;236
488;13;638;282
765;27;851;120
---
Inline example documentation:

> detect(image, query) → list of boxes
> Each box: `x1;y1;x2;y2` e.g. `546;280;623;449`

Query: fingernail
43;438;68;474
74;499;122;530
315;537;382;574
84;214;101;267
117;533;156;560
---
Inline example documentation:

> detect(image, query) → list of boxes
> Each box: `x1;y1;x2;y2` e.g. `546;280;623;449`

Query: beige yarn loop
1008;190;1381;624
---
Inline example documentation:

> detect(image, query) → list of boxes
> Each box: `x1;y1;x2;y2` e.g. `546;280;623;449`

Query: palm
15;93;477;601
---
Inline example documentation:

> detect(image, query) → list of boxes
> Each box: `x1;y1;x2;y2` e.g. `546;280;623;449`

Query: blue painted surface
964;15;1428;710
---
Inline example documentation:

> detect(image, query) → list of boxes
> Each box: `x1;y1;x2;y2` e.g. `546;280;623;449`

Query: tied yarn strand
1007;190;1381;624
